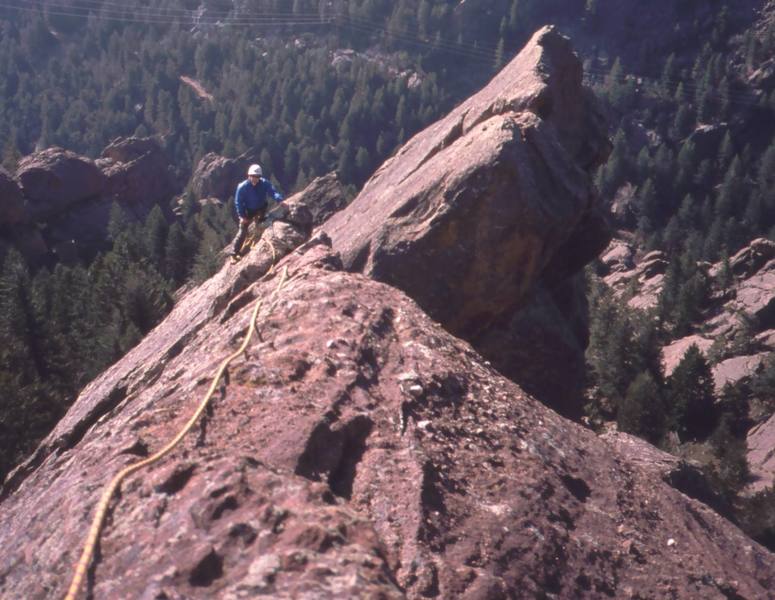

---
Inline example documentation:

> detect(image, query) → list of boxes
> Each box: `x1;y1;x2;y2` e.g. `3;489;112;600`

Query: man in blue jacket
231;163;283;259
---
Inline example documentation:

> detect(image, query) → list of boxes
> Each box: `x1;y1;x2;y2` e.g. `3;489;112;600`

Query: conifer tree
709;413;750;502
676;140;697;190
715;155;744;219
718;131;735;168
668;345;716;439
670;104;694;141
618;371;666;443
144;205;169;268
660;53;676;94
164;222;190;285
606;58;626;107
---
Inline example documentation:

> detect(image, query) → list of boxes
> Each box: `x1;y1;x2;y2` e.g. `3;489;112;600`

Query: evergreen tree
144;205;169;268
2;135;22;172
709;413;750;502
618;371;666;443
606;58;629;107
676;140;697;190
715;155;745;220
750;355;775;413
191;227;225;283
163;222;190;285
670;104;694;141
718;131;735;169
660;53;677;95
668;345;717;439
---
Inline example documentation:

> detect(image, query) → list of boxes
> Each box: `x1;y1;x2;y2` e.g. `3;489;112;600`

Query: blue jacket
234;177;283;218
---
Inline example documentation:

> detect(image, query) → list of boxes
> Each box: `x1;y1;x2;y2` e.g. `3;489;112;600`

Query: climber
230;163;284;260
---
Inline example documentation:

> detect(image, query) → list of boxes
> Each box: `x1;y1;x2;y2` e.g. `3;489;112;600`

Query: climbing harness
234;203;285;261
239;218;268;255
65;239;286;600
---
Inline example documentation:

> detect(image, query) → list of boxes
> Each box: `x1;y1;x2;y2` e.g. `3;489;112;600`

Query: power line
0;0;768;110
0;2;333;26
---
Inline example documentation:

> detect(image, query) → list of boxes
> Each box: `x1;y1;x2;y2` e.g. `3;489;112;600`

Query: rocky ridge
2;207;774;599
323;25;611;419
2;27;775;600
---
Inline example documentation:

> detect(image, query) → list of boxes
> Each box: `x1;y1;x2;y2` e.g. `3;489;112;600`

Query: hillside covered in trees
1;0;774;549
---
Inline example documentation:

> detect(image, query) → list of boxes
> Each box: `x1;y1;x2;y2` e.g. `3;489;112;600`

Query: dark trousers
231;207;266;255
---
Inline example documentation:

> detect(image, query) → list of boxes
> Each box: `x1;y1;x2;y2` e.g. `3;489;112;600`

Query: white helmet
247;164;262;176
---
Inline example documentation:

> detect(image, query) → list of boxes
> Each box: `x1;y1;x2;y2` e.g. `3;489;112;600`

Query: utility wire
0;0;768;109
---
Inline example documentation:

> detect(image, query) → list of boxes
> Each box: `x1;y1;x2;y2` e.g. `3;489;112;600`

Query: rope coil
65;240;285;600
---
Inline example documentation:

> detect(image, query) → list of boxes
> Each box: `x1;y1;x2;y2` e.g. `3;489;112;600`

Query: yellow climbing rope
65;239;286;600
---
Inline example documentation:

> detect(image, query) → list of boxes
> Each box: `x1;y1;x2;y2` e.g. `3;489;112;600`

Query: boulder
755;329;775;350
638;250;669;279
713;353;768;392
2;231;774;598
17;147;106;221
600;237;635;275
727;238;775;278
190;152;253;203
0;167;25;226
99;136;178;218
602;245;668;311
24;137;180;259
729;262;775;329
293;171;348;226
323;26;611;418
6;224;49;265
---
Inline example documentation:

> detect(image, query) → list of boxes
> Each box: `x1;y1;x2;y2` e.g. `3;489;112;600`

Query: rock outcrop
2;225;774;598
2;137;178;262
291;172;348;227
323;26;611;418
17;147;107;221
190;151;253;203
99;136;178;216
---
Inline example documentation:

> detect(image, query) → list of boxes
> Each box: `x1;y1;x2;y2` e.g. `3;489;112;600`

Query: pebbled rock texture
323;26;611;418
1;232;774;598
